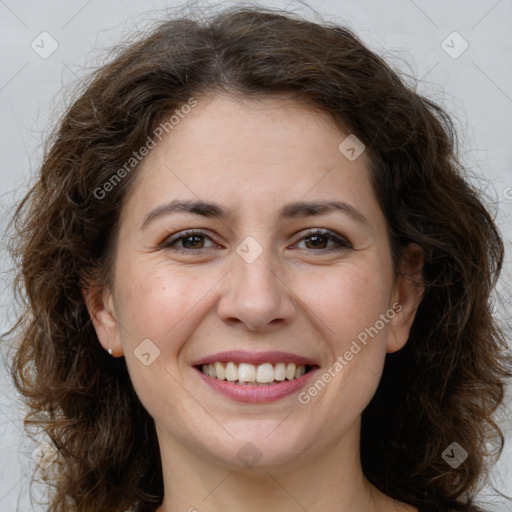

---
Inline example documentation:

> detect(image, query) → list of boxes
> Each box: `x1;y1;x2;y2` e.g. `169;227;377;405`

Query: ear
81;281;124;357
386;243;424;354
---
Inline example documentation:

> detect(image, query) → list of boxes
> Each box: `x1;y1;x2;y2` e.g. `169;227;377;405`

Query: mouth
191;351;320;403
196;361;315;385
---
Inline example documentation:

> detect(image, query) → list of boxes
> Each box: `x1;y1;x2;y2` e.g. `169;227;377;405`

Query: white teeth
256;363;275;383
275;362;286;381
238;363;256;382
199;361;308;384
214;362;225;380
273;362;285;381
225;362;238;382
286;363;296;380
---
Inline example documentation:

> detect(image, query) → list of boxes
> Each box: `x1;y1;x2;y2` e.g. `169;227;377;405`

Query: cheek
293;262;393;350
114;262;216;422
115;260;215;350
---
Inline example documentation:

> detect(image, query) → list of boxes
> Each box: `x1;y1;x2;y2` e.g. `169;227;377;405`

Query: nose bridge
238;244;280;298
216;235;295;331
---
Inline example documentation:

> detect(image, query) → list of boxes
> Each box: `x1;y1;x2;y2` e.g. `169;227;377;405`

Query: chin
198;421;314;470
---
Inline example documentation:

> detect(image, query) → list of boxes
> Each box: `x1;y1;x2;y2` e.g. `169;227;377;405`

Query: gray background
0;0;511;510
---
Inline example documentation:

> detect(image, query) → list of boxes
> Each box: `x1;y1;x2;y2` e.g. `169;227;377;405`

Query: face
88;93;422;471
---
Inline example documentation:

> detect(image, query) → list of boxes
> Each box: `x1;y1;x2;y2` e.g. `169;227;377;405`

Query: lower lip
195;367;319;403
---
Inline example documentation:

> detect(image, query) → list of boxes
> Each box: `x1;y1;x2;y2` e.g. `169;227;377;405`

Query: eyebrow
141;199;369;230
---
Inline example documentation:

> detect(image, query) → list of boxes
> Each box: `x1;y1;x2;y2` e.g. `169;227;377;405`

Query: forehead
121;93;380;227
158;93;349;167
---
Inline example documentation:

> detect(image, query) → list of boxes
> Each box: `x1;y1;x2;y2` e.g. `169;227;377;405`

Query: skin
86;93;424;512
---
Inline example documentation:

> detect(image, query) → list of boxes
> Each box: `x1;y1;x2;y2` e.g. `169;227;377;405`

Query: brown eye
179;234;206;249
294;229;352;252
161;230;217;251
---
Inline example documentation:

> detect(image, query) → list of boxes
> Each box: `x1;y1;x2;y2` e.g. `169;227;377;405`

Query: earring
107;348;113;355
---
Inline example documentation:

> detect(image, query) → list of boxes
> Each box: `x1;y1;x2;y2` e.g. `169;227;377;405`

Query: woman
6;4;511;512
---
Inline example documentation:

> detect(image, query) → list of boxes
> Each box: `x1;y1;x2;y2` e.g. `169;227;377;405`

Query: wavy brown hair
5;3;511;511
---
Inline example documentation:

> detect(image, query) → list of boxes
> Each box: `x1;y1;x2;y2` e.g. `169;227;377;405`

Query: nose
215;246;297;333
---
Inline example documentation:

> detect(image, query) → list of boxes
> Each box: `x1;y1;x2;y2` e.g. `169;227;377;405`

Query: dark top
417;505;487;512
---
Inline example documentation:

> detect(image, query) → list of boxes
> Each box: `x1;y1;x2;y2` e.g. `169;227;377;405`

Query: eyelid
160;228;352;252
160;229;218;250
292;228;353;250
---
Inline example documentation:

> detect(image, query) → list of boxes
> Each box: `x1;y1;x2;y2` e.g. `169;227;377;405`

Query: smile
192;351;320;403
199;362;310;385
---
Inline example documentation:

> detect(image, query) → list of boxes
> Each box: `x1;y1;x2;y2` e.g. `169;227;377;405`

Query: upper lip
191;350;319;367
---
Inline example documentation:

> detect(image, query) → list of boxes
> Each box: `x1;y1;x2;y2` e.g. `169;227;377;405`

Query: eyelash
161;228;352;253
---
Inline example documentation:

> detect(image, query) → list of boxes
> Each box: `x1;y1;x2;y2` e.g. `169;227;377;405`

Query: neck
155;420;386;512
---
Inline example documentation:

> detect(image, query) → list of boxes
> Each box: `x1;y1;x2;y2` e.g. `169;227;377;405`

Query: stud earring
107;348;113;355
